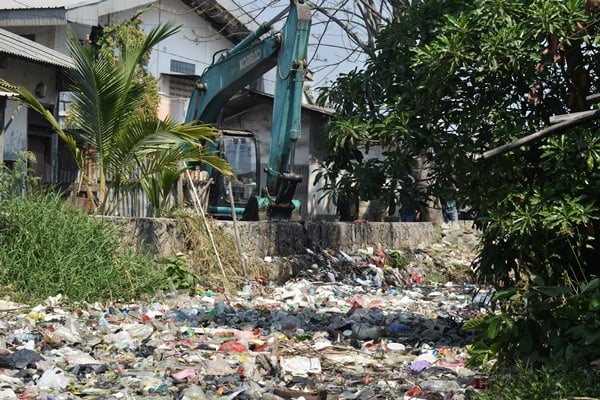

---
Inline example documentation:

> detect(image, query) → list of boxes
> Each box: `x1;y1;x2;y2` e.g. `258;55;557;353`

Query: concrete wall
220;221;442;257
104;217;444;258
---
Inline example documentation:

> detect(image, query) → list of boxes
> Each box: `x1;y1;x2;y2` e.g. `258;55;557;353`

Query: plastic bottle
180;384;208;400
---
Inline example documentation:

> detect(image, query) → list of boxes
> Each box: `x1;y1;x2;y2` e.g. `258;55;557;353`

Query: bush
472;362;600;400
465;276;600;368
472;129;600;288
463;130;600;374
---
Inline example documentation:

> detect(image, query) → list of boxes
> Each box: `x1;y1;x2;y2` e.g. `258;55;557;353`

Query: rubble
0;242;491;399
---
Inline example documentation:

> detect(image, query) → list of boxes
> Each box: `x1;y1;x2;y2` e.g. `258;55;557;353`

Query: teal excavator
185;0;311;220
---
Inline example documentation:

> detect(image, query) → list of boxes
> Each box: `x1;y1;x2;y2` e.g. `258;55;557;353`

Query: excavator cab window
220;135;258;206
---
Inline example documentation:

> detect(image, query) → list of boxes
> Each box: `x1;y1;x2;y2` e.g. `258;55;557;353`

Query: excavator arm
185;28;280;124
185;0;311;220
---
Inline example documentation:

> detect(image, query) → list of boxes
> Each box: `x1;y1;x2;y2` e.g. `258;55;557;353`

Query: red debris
218;340;247;353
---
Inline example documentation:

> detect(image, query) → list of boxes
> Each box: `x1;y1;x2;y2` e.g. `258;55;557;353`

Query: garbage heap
0;242;491;400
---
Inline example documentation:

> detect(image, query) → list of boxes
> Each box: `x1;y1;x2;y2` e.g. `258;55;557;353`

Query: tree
315;0;470;221
91;8;160;118
317;0;600;285
1;21;232;216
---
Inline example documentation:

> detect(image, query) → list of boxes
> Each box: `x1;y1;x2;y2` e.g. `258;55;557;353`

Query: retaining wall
103;217;467;258
218;221;441;257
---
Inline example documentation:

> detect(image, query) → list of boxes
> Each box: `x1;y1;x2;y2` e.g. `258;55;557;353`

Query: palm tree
1;22;231;215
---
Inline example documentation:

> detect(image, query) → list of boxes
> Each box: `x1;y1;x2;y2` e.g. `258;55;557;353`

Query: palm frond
108;114;232;175
66;29;131;154
121;22;181;73
0;79;83;170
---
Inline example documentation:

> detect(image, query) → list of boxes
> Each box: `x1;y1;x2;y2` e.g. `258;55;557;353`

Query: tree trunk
413;154;444;224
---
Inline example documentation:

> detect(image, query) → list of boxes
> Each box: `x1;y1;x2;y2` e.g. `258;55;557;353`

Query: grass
0;189;261;304
0;152;260;304
0;190;165;304
172;211;266;293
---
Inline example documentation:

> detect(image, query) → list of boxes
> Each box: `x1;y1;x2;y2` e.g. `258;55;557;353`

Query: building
219;88;334;219
0;28;74;181
0;0;334;220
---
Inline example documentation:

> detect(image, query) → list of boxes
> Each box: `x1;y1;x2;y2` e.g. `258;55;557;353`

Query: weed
0;191;165;303
387;249;411;269
162;253;200;295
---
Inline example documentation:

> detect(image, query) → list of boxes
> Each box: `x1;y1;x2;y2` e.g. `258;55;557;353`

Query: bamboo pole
227;179;248;277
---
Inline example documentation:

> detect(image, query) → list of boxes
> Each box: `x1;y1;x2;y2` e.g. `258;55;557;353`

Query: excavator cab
185;0;311;220
207;130;260;219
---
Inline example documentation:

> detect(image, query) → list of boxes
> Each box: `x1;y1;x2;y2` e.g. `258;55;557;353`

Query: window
170;59;195;75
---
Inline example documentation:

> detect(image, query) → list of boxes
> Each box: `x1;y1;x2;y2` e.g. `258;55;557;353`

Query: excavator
184;0;311;220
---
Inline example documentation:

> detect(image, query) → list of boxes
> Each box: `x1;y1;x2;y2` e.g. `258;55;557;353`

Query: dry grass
174;212;267;293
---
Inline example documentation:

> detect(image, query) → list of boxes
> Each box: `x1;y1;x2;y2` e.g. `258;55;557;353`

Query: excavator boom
185;0;312;220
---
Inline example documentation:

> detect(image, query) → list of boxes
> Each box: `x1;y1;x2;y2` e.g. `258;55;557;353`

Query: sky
233;0;368;90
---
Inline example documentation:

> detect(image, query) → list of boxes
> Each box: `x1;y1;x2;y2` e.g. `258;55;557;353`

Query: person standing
441;178;458;223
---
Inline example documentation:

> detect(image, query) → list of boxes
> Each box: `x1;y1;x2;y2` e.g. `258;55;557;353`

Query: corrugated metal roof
0;9;66;27
179;0;254;44
0;28;74;68
1;0;257;43
0;1;149;26
1;0;88;10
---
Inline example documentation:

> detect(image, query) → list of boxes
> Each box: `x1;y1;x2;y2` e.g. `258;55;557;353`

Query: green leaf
519;329;533;354
463;313;490;331
487;316;501;339
530;274;545;286
583;328;600;346
536;285;571;298
493;287;519;302
581;278;600;295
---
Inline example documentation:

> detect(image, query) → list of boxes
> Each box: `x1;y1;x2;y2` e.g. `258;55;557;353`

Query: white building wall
3;26;56;48
3;99;28;162
53;27;69;55
1;57;60;161
220;102;311;165
107;0;237;81
4;23;79;56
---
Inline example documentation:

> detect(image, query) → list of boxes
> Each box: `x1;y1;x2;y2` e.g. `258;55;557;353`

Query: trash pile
0;244;492;399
